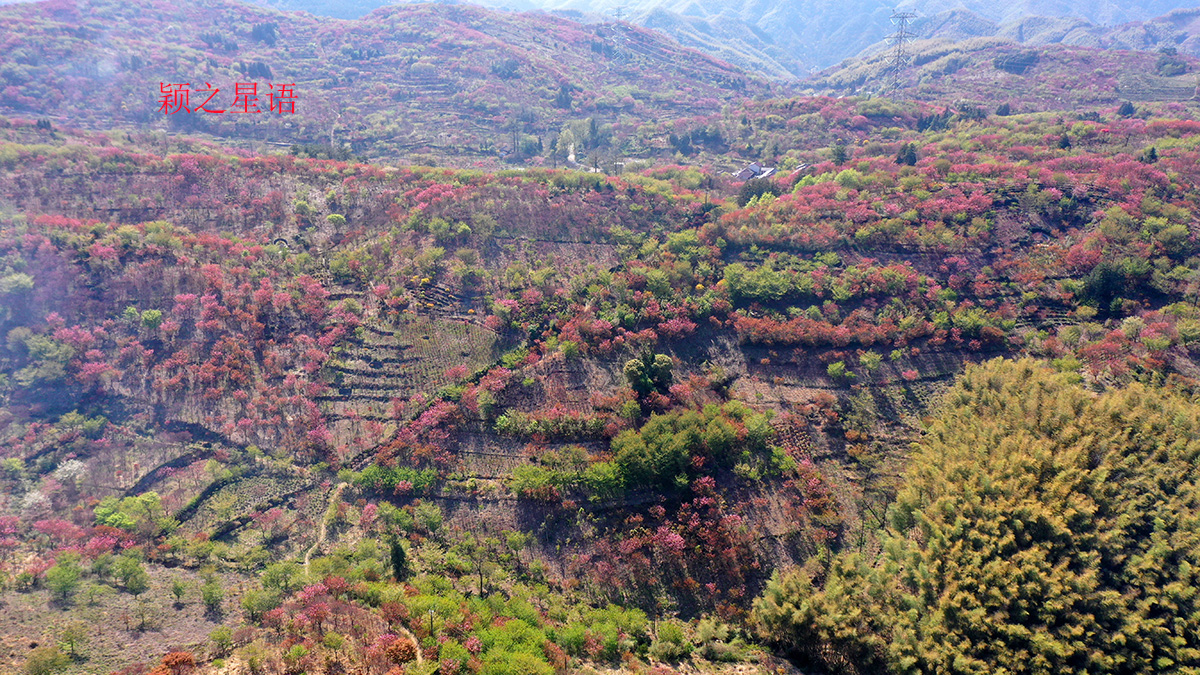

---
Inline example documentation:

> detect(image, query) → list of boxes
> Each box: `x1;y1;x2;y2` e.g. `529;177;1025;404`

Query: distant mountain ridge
808;37;1200;110
240;0;1200;81
903;5;1200;57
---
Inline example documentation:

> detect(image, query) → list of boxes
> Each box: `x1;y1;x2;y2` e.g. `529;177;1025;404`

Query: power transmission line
886;10;918;92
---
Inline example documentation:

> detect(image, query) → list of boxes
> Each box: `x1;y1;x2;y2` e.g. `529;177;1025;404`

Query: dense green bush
737;177;779;207
623;351;673;398
649;620;692;660
45;553;82;602
494;410;605;438
355;465;439;493
612;402;773;490
23;646;68;675
756;358;1200;674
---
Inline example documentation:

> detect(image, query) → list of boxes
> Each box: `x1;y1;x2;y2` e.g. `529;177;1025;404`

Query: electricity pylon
886;10;918;92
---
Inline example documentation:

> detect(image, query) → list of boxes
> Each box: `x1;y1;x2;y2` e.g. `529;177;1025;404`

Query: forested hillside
0;0;764;166
811;39;1200;108
4;89;1200;673
3;0;1200;673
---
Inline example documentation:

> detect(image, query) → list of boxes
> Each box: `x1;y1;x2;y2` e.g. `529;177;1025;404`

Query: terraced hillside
4;74;1200;674
320;313;506;428
1118;72;1200;101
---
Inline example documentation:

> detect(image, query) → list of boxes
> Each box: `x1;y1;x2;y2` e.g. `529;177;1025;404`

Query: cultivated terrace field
2;2;1200;674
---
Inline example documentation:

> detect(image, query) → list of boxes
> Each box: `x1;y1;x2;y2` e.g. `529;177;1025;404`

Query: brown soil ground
0;566;249;674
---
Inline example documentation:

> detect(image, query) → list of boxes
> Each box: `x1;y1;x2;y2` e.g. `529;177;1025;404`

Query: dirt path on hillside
304;482;347;574
300;481;423;663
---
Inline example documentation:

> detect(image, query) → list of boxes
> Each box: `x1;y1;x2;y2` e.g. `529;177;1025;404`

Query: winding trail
300;481;423;664
304;482;347;574
397;624;424;665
